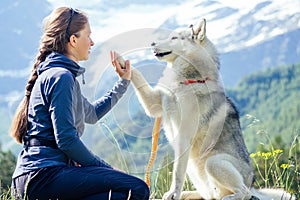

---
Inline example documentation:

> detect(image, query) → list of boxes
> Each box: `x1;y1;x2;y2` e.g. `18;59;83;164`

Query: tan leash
145;117;162;187
114;52;161;187
114;52;161;186
144;78;211;187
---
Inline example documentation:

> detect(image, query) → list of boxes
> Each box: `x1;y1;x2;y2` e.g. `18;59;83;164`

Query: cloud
90;4;179;43
47;0;103;9
46;0;183;44
0;66;31;78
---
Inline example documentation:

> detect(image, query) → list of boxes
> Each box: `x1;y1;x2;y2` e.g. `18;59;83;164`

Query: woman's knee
131;178;150;199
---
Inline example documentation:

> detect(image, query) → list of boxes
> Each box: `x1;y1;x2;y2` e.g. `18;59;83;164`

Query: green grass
0;188;13;200
2;130;299;200
147;152;194;199
148;135;299;199
250;136;299;198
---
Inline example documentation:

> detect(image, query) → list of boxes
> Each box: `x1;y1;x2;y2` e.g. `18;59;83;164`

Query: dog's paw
163;190;180;200
222;193;253;200
115;52;126;69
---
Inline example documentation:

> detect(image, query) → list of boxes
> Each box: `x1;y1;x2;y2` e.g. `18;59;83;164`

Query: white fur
129;19;294;200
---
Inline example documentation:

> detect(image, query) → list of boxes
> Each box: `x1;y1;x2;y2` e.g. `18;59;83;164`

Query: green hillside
227;63;300;152
87;63;300;173
2;63;299;158
1;63;300;196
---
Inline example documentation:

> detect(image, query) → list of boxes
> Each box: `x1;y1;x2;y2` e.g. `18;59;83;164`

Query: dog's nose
151;42;156;46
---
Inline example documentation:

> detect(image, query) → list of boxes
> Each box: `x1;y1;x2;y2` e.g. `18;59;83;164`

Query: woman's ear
69;35;77;47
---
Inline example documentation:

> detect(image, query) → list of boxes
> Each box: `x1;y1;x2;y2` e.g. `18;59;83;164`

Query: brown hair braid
10;7;88;143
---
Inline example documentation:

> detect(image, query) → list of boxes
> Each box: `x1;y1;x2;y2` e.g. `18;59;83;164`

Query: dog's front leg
163;144;190;200
131;68;162;117
163;98;200;200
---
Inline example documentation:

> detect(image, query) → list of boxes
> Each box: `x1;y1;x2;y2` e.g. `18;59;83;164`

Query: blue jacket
13;52;130;178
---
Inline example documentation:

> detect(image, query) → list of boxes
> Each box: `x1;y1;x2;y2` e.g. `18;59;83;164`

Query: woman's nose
90;38;94;46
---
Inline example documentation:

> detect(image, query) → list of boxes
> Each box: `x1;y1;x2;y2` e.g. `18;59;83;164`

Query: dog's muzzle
151;42;172;58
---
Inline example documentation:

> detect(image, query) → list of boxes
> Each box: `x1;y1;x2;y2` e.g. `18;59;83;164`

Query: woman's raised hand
110;51;131;80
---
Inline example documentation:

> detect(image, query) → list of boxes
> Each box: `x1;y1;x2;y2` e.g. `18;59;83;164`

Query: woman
10;7;149;200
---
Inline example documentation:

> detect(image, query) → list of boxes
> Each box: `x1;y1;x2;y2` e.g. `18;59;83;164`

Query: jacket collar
37;52;85;77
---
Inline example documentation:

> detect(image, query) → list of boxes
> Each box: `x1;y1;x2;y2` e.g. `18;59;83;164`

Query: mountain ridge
0;0;299;151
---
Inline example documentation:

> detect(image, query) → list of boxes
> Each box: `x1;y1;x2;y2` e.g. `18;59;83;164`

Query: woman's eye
171;36;178;40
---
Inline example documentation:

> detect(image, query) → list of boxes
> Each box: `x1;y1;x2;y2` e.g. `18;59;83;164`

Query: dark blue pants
11;166;149;200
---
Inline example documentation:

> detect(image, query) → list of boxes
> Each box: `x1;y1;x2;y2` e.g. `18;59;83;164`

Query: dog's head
151;18;219;69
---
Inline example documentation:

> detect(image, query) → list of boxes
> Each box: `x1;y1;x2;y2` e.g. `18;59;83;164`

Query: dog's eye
171;36;178;40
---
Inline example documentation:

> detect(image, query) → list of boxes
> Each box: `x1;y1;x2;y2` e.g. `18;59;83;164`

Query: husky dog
124;19;293;200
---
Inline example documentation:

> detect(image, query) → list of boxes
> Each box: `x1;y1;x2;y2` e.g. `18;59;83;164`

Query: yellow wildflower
262;152;272;159
272;149;283;156
280;163;291;169
257;151;262;157
250;153;256;158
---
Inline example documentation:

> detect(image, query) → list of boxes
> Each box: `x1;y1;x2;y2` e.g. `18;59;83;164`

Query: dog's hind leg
205;154;252;200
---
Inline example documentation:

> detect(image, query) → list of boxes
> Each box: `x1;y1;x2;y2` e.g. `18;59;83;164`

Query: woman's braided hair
10;7;88;143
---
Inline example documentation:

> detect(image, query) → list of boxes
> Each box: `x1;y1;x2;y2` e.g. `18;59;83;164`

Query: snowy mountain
0;0;299;151
1;0;299;91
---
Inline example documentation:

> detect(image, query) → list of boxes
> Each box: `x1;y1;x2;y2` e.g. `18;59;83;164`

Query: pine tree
0;144;16;195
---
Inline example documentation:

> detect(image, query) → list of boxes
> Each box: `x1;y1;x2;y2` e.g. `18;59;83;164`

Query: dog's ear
190;18;206;42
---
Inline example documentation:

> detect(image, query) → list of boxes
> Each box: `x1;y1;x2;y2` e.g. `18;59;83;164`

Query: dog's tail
251;188;295;200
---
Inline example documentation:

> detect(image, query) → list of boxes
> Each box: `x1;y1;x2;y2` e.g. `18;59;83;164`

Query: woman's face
68;22;94;62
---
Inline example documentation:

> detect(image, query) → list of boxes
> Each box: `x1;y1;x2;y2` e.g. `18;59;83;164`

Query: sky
45;0;255;44
46;0;182;44
46;0;300;51
1;0;299;90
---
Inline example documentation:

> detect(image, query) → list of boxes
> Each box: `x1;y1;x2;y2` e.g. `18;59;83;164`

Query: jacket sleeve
84;78;130;124
48;71;112;168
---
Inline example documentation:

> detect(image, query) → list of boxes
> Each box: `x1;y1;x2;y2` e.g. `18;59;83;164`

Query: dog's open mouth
154;51;172;57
